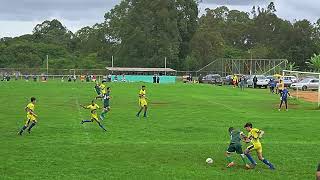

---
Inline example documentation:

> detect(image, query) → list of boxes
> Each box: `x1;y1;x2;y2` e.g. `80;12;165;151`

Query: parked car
282;76;298;87
247;75;268;88
291;78;319;91
202;74;223;85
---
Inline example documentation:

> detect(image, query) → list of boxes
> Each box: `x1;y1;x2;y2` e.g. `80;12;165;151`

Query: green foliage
1;2;320;71
309;54;320;72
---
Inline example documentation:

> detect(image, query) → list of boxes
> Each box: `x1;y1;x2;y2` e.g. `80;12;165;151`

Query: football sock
97;122;107;131
240;154;248;165
226;156;233;163
262;158;273;167
27;123;36;131
19;125;27;134
246;154;256;165
137;109;142;116
82;120;92;123
101;111;108;119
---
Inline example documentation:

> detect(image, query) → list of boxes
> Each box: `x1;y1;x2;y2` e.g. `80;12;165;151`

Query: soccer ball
206;158;213;164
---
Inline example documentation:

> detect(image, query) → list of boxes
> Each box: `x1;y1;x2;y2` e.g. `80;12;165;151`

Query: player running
99;82;106;95
96;87;111;120
136;85;148;118
225;127;251;169
94;83;101;96
279;87;291;111
18;97;38;135
243;123;275;170
80;100;107;132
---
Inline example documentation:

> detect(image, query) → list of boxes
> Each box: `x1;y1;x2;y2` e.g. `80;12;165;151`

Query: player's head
91;100;95;105
228;127;234;133
107;87;111;92
31;97;36;103
142;85;146;90
244;122;253;131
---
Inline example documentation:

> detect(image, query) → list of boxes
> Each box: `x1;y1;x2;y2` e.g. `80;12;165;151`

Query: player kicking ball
279;87;291;111
80;100;107;132
18;97;38;135
225;127;251;169
96;87;111;120
136;85;148;118
243;123;275;170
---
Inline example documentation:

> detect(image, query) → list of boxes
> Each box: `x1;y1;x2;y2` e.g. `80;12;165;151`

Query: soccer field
1;81;319;180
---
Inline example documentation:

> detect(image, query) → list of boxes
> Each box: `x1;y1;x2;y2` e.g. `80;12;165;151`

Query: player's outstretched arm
80;105;87;109
258;130;265;138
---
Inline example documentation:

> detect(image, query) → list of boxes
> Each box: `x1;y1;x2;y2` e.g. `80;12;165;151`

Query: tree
308;54;320;72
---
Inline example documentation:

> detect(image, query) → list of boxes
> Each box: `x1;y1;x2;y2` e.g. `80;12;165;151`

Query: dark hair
142;85;146;88
107;87;110;90
31;97;36;102
228;127;234;133
244;123;253;128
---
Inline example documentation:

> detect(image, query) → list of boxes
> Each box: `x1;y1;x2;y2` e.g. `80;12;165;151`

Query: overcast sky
0;0;320;38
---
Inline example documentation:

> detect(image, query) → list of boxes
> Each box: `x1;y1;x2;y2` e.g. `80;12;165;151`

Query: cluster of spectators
153;74;160;83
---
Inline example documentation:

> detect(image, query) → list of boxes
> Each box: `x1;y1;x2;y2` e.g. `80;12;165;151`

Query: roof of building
105;67;176;72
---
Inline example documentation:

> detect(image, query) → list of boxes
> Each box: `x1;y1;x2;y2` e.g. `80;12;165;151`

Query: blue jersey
269;80;276;87
281;89;289;99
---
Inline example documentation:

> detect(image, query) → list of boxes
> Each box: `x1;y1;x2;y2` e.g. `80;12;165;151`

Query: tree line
1;1;320;72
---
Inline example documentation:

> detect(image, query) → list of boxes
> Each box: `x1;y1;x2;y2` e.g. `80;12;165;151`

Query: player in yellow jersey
18;97;38;135
80;100;107;132
136;85;148;117
243;122;275;170
99;83;106;95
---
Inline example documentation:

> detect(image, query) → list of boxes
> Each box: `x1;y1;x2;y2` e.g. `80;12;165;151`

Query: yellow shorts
247;144;262;153
26;115;37;125
91;114;100;122
139;99;147;107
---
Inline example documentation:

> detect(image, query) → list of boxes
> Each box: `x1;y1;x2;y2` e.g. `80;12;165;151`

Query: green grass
0;81;319;179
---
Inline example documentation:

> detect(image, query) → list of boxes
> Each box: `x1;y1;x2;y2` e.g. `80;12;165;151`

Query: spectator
156;75;160;83
269;79;276;94
86;74;90;82
253;75;258;88
33;75;37;82
108;74;112;82
239;76;245;90
153;74;157;83
114;75;118;82
68;76;72;82
122;74;126;82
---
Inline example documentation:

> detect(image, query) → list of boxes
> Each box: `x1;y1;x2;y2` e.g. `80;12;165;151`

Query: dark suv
201;74;223;85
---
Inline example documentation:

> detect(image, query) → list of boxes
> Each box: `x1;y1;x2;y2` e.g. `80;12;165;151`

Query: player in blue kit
279;87;291;111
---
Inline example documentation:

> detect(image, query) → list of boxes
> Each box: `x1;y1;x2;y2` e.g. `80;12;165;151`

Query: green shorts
227;143;243;154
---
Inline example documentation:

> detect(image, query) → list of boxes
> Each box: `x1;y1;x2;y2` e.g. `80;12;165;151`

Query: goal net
282;70;320;108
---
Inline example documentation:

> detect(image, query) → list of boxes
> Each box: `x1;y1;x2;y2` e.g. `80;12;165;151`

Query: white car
291;78;319;91
283;76;298;87
247;75;268;88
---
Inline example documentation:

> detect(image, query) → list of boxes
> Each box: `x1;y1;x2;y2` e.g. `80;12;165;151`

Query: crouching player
225;127;251;169
18;97;38;135
96;87;111;120
80;100;107;132
243;123;275;170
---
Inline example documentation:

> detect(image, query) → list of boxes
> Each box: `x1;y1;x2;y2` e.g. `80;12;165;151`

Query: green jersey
230;130;242;145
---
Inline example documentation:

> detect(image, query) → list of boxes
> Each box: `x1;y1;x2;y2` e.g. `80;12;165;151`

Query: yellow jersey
100;84;106;94
248;128;262;147
26;103;35;116
87;104;100;119
139;89;146;99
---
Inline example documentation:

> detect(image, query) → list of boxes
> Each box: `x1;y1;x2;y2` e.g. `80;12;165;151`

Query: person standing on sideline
156;75;160;84
253;76;258;88
153;74;156;83
239;76;245;91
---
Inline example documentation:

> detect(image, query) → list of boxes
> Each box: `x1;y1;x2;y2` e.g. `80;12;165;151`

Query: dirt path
291;91;319;103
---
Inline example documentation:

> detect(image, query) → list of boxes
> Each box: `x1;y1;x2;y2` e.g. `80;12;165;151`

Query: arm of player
80;105;88;109
258;130;265;138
